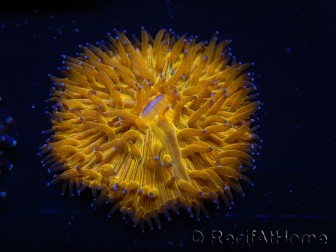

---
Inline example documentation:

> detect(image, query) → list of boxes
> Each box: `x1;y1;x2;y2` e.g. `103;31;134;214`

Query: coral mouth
141;95;168;121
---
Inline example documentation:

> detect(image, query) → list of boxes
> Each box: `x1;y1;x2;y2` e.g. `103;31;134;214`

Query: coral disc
41;28;262;231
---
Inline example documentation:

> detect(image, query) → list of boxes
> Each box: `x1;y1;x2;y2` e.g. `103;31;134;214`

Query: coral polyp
40;28;261;231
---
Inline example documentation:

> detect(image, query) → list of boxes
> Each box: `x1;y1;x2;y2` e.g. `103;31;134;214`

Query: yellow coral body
41;28;261;231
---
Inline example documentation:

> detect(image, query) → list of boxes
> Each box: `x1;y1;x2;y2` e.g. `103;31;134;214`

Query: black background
0;0;335;251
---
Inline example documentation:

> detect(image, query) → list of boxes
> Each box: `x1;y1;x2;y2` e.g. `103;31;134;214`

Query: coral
0;98;18;198
40;28;262;231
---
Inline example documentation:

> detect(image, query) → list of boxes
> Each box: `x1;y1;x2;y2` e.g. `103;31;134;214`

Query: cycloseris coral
40;28;262;231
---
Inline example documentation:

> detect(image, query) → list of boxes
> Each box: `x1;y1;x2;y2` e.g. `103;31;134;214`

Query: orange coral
40;28;262;231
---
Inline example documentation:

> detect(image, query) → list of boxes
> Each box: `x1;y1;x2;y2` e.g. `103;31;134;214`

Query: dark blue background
0;0;335;251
